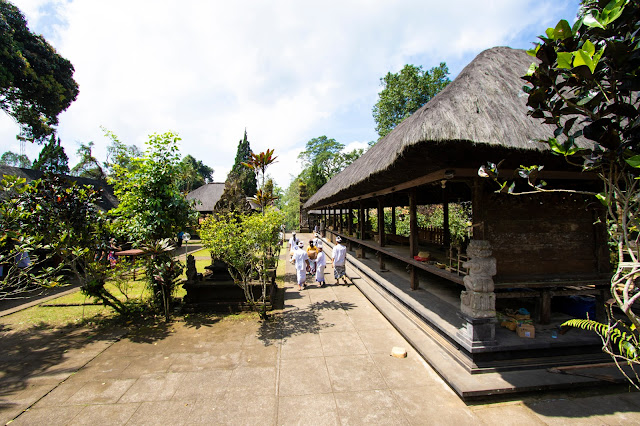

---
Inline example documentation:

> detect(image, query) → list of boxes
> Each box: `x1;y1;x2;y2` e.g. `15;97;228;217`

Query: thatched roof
186;182;225;212
305;46;590;209
0;165;118;211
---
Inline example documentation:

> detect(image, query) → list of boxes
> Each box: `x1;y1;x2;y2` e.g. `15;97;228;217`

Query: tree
109;132;197;244
32;134;69;174
242;149;278;212
176;154;214;193
372;63;450;139
200;208;283;319
0;0;79;141
71;142;106;180
102;127;143;178
297;136;365;195
279;178;301;230
230;130;257;196
218;130;257;212
0;150;30;168
483;0;639;386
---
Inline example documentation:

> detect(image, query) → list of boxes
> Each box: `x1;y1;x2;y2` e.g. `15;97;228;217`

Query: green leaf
526;63;538;76
556;52;573;69
574;49;596;73
545;27;556;39
548;138;565;155
625;155;640;168
553;20;573;40
595;193;608;206
583;13;605;29
526;45;540;57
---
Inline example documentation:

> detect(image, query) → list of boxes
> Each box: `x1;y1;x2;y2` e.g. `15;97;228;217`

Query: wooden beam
309;168;599;208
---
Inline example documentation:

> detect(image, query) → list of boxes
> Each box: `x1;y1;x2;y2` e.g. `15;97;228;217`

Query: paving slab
1;232;640;425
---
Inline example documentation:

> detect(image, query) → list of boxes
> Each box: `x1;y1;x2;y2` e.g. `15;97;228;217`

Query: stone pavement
1;233;639;425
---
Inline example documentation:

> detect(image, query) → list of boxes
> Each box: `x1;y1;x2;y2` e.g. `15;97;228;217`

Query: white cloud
1;0;580;187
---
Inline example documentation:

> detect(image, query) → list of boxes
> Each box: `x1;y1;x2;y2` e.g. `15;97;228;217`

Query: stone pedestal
457;313;497;348
457;240;497;348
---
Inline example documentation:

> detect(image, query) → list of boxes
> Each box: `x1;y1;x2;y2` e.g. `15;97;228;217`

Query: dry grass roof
186;182;226;212
305;46;589;209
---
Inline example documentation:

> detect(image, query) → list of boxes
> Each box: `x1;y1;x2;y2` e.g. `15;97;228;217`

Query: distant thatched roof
186;183;225;212
0;165;118;211
305;46;590;209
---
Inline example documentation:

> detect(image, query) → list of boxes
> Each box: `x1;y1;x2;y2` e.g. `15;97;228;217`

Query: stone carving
460;240;496;318
186;254;197;282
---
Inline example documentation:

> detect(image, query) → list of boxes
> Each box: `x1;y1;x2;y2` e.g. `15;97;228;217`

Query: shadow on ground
0;322;122;409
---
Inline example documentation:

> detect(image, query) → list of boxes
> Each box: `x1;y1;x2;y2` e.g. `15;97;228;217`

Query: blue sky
0;0;581;188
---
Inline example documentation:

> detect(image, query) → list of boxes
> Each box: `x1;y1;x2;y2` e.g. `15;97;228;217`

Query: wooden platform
322;239;628;400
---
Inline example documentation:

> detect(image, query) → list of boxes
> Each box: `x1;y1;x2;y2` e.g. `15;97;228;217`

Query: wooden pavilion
303;47;611;373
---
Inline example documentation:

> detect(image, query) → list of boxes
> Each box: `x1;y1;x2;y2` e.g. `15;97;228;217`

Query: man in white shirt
332;236;348;285
293;240;310;290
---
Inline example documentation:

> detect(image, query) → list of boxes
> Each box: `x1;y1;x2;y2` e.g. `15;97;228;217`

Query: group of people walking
288;231;349;291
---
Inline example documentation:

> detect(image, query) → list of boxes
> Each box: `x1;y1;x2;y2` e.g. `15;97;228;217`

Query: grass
0;242;286;333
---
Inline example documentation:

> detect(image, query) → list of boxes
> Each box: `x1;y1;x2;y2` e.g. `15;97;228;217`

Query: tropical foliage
200;209;283;319
372;63;450;139
481;0;639;385
109;132;197;244
0;0;79;141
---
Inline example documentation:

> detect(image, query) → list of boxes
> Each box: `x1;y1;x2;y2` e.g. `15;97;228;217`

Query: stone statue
460;240;496;319
186;254;197;282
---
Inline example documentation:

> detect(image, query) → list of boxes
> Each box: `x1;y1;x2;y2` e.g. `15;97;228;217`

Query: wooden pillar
409;189;419;290
409;189;418;257
358;203;365;240
472;177;485;240
339;206;344;233
442;181;451;248
377;197;385;247
347;205;353;236
391;205;396;236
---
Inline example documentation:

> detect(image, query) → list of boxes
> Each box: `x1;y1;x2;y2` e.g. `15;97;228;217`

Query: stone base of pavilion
322;236;630;400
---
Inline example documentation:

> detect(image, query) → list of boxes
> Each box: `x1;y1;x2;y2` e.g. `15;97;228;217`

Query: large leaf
626;155;640;168
556;52;573;69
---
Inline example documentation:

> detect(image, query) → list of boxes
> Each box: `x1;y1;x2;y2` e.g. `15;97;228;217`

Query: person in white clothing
293;240;310;290
332;236;348;285
315;247;326;287
288;231;298;252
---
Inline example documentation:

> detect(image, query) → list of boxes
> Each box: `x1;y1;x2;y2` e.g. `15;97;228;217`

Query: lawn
0;243;286;332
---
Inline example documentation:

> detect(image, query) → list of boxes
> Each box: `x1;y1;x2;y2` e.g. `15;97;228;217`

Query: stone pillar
457;240;497;348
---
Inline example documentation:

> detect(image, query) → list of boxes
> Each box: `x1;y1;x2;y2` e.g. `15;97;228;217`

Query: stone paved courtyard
1;235;640;424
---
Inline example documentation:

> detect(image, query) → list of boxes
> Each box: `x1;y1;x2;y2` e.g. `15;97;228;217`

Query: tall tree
0;0;79;141
217;130;257;212
109;132;197;243
229;129;257;196
297;135;365;195
177;154;214;193
102;127;143;178
0;150;30;168
71;142;106;180
372;63;450;139
32;134;69;174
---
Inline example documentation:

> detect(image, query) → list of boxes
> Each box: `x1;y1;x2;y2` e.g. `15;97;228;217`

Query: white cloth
315;252;326;282
293;249;309;272
288;235;298;249
333;244;346;266
315;265;325;283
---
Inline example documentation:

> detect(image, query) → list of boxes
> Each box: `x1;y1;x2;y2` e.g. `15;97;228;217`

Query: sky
0;0;581;189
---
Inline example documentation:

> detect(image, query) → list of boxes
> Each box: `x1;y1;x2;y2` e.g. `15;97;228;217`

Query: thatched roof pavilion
305;46;592;210
186;182;225;214
0;165;118;211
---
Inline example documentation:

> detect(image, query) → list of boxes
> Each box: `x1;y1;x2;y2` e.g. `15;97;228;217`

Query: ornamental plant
200;208;283;319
